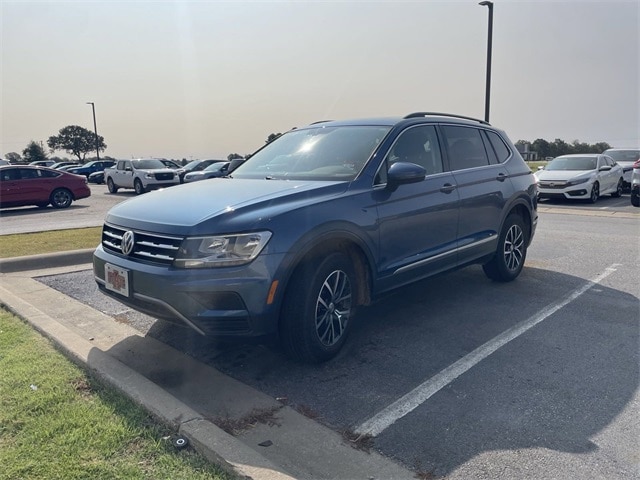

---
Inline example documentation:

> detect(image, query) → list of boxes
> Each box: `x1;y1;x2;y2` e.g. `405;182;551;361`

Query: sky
1;0;638;161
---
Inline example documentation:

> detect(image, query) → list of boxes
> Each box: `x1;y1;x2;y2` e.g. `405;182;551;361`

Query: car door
116;160;135;188
601;155;618;191
441;125;516;266
374;125;460;290
0;167;21;205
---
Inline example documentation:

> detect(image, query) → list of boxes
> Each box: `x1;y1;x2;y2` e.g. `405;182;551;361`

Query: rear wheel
107;177;118;193
134;179;145;195
611;178;623;197
50;188;73;209
483;214;527;282
589;181;599;203
631;189;640;207
280;252;355;363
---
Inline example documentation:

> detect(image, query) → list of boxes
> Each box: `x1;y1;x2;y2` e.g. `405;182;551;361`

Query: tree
227;153;243;161
531;139;551;159
22;141;48;163
47;125;106;163
5;152;22;164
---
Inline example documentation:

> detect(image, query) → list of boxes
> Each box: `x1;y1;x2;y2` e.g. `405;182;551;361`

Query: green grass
0;227;101;258
0;310;234;480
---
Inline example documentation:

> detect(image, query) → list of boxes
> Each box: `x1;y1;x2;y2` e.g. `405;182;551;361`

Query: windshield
605;150;640;162
132;159;166;169
546;156;597;171
231;125;391;181
204;162;228;172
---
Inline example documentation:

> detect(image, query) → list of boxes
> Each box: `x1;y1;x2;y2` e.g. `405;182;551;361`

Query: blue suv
93;113;538;363
68;160;115;178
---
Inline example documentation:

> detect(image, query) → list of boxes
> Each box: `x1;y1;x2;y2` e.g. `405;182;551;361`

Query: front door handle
440;183;456;194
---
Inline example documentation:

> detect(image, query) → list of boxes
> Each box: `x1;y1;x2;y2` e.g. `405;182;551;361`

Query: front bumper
538;184;593;200
93;245;285;337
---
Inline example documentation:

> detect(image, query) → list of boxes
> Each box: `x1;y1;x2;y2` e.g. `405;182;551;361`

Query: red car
0;165;91;209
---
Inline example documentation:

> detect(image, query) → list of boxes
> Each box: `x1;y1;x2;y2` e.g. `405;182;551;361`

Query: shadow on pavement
39;265;639;477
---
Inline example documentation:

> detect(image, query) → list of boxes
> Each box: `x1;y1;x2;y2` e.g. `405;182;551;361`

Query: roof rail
309;120;334;125
403;112;490;125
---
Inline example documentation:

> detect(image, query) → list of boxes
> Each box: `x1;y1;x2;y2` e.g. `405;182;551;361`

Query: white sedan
535;154;624;203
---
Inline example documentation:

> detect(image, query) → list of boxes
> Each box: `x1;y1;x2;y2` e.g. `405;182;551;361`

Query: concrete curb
0;267;295;480
0;248;95;273
0;252;417;480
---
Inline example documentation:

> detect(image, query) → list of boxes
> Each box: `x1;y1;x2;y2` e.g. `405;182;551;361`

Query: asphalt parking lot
31;195;640;479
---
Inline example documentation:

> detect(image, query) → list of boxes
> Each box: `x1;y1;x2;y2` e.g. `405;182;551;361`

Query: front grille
154;172;175;181
102;223;183;265
538;181;566;189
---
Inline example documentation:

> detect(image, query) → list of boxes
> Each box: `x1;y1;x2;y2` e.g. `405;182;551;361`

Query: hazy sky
2;0;638;160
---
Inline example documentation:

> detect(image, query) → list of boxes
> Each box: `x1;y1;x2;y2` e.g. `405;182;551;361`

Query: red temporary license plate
105;263;130;297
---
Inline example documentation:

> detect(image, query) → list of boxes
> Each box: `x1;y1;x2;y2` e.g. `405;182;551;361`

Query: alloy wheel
503;224;524;272
314;269;352;346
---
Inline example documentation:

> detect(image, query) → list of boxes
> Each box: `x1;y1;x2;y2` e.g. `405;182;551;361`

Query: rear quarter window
485;130;511;163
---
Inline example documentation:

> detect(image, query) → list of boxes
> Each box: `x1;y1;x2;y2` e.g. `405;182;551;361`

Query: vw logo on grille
121;231;135;256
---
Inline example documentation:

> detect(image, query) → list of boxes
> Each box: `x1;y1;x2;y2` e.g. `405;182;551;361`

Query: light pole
479;1;493;123
86;102;100;160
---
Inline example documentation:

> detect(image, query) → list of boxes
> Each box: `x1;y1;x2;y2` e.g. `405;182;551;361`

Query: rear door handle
496;173;508;182
440;183;456;194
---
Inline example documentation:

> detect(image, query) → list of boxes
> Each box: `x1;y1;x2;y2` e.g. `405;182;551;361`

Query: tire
134;179;145;195
483;214;527;282
632;190;640;207
589;181;599;203
611;178;623;198
50;188;73;209
280;252;356;363
107;177;118;193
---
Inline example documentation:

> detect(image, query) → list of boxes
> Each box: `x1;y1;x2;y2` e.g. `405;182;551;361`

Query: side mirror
599;166;612;172
537;165;544;170
386;162;426;190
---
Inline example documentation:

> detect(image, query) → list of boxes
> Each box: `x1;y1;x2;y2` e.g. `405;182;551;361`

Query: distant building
516;143;538;161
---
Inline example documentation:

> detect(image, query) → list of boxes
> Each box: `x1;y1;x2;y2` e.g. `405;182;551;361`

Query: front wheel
631;190;640;207
50;188;73;208
107;178;118;193
280;252;356;363
134;179;145;195
589;181;599;203
483;214;527;282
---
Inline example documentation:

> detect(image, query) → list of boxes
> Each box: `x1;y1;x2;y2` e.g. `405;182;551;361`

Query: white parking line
355;264;620;437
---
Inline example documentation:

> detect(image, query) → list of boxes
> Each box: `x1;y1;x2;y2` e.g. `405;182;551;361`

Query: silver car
630;160;640;207
535;154;624;203
603;148;640;189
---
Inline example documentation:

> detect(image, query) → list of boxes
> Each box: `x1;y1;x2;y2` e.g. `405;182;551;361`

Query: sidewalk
0;251;415;480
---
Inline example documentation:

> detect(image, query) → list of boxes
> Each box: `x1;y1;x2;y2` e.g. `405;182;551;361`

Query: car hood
105;178;349;235
535;169;594;181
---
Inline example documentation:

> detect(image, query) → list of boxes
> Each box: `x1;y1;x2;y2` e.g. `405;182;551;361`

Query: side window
442;126;490;171
18;168;39;179
375;125;444;185
485;130;511;163
39;169;59;178
0;168;19;181
117;161;126;170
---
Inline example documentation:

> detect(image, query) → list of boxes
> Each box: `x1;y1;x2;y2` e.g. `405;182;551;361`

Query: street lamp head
479;1;493;6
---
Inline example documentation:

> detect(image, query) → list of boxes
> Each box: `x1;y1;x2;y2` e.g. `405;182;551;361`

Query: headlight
565;177;590;187
174;231;272;268
144;173;154;179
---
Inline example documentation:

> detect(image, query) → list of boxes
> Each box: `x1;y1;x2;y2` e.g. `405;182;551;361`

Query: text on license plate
105;263;130;297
